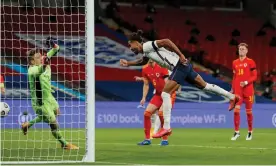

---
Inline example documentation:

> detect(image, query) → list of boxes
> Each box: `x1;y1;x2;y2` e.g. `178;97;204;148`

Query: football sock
50;123;68;146
161;92;172;130
144;111;152;139
246;110;253;132
234;110;240;132
204;83;235;100
28;116;42;128
153;114;160;134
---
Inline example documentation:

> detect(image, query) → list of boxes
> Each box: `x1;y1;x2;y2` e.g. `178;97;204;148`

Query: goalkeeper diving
21;38;79;150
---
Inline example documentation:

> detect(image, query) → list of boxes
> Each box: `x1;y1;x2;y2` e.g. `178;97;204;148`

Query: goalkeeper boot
159;140;169;146
21;122;29;135
246;131;252;141
231;131;240;141
137;139;151;146
229;95;240;111
62;143;79;150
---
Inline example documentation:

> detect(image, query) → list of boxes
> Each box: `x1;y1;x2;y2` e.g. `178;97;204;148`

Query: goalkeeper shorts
33;99;59;124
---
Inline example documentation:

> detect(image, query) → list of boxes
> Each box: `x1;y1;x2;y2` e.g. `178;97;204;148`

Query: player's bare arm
134;76;144;82
120;57;149;67
155;39;187;64
141;77;149;106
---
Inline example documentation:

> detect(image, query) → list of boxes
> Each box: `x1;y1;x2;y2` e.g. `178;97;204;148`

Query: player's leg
151;112;160;136
231;97;243;140
137;95;160;145
244;95;254;140
21;106;43;135
154;64;187;138
154;84;178;136
188;70;239;111
152;80;177;138
42;103;78;149
157;92;177;146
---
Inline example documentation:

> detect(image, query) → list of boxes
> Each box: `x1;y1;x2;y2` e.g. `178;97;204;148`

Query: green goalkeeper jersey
28;65;55;107
28;46;59;108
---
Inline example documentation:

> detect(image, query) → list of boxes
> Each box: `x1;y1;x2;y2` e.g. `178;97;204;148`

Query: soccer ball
0;102;10;117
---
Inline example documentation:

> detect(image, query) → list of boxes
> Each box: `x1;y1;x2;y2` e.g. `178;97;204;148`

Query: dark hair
26;49;39;65
128;30;144;43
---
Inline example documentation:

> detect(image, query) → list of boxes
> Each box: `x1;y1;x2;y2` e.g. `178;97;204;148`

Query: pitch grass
1;128;276;165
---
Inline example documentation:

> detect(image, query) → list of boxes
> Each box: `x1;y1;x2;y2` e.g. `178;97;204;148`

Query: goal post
84;0;95;163
1;0;95;164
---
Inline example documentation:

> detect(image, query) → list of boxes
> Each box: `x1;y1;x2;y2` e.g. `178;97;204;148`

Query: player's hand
46;37;56;48
240;81;248;87
140;98;146;106
179;54;188;65
56;108;61;116
1;88;5;94
134;76;143;82
120;59;129;67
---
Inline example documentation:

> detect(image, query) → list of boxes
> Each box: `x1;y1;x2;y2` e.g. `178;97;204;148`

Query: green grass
1;128;276;165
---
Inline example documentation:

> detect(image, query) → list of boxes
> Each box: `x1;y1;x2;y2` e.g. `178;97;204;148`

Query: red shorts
149;92;176;108
236;93;254;110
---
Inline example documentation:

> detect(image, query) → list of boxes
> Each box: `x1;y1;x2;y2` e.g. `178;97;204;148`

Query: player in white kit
120;30;240;138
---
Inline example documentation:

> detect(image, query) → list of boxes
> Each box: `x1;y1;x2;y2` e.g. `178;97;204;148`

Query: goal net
1;0;94;164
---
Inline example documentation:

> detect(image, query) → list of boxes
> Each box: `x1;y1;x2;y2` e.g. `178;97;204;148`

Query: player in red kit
231;43;257;141
0;75;5;94
137;59;178;146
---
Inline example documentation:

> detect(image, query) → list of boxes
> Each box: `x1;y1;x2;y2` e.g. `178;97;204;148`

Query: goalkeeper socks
52;129;68;146
144;111;152;140
204;83;235;100
246;110;253;132
234;111;240;132
161;92;172;130
28;116;42;128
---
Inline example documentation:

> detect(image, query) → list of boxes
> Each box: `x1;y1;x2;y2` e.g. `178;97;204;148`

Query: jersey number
237;69;244;75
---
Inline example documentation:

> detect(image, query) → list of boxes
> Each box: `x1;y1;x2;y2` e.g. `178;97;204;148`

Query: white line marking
97;142;276;151
96;161;143;165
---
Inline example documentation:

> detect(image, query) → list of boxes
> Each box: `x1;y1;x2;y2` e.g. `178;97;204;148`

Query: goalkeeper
21;38;79;150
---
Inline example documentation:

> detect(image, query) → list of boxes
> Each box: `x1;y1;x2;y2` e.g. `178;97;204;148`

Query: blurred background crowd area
95;0;276;101
1;0;276;102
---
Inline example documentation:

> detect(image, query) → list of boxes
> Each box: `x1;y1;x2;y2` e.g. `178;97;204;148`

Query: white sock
204;83;235;100
161;92;172;130
153;113;160;134
151;113;157;128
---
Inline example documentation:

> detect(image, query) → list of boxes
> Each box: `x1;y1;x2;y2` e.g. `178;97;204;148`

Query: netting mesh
1;0;86;162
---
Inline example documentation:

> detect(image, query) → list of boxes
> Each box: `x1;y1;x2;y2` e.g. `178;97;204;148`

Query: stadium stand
101;1;276;101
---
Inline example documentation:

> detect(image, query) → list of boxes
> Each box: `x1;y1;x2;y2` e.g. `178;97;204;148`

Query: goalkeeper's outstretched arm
43;37;60;67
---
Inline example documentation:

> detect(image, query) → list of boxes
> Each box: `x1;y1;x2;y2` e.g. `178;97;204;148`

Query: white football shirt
142;41;179;71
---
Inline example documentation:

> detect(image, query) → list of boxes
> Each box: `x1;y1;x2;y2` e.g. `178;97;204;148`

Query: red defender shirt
232;57;257;96
142;63;169;96
0;75;4;88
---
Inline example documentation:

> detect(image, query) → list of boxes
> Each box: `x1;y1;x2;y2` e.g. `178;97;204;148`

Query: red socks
144;111;152;140
234;110;240;132
246;110;253;132
158;111;167;140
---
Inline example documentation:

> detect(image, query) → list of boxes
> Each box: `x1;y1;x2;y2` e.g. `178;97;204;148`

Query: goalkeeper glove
45;37;60;58
46;37;56;48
